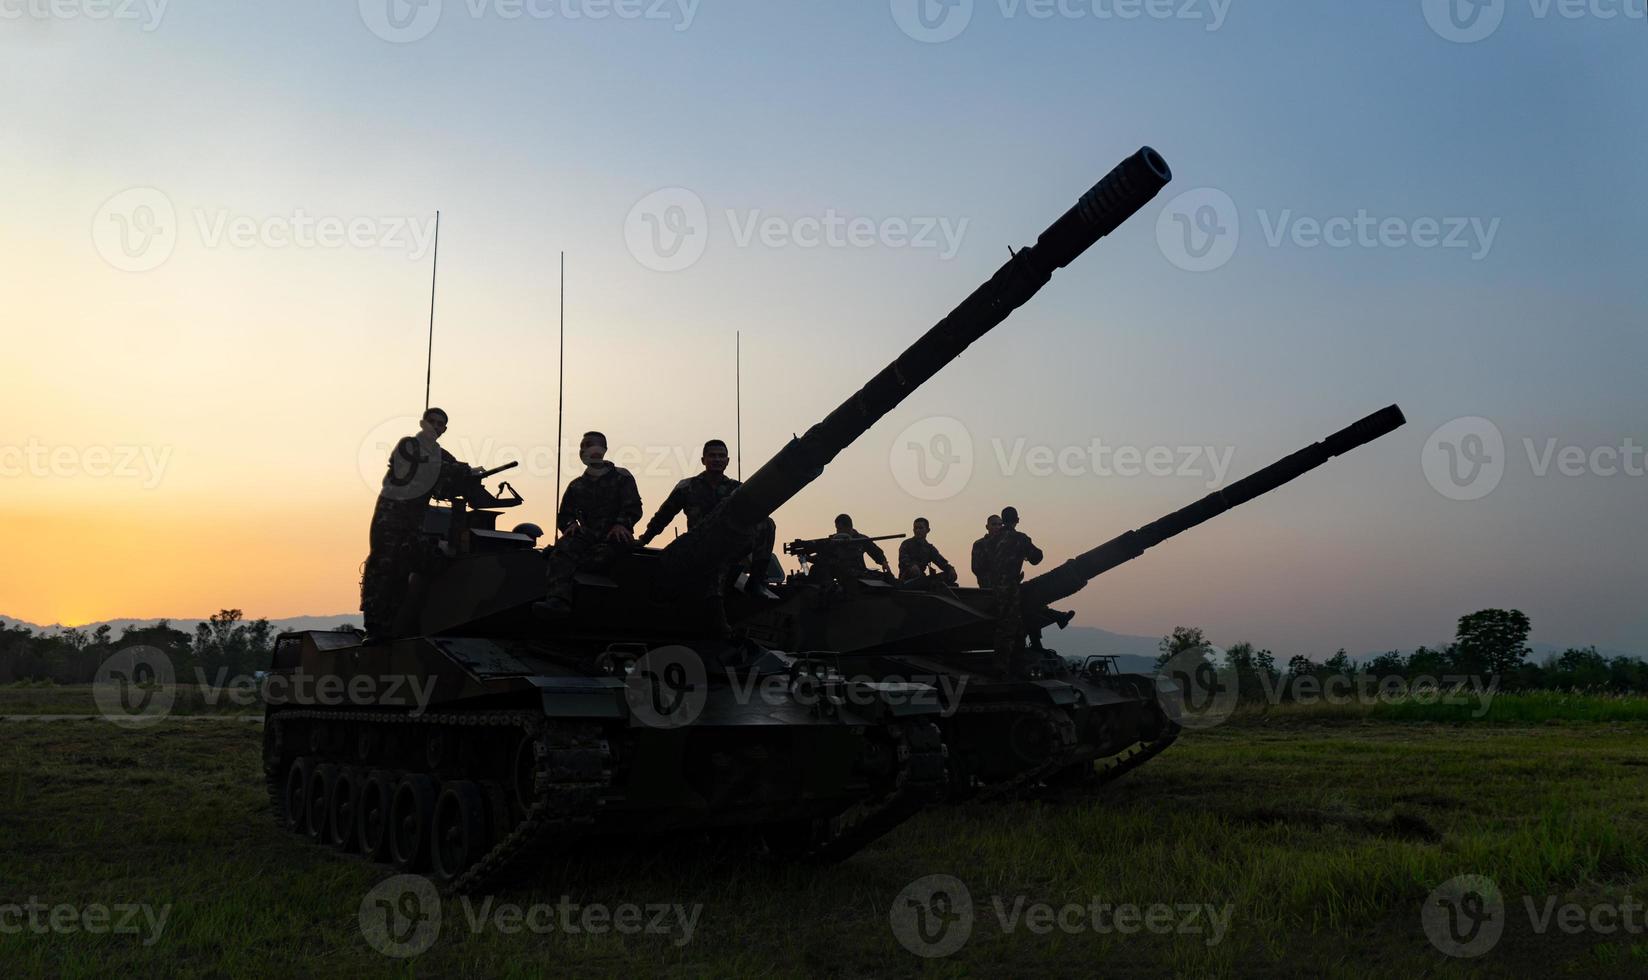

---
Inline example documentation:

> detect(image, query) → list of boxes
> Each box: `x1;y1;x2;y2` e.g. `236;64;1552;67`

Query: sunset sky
3;2;1644;656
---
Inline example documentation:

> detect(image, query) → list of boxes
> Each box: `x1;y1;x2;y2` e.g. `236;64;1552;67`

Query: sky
2;0;1644;656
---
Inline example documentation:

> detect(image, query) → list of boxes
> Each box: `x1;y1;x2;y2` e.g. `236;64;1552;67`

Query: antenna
554;250;566;506
423;210;441;411
736;331;742;480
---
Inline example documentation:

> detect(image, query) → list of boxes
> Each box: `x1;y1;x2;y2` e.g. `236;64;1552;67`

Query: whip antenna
423;210;440;410
736;331;742;480
555;250;566;506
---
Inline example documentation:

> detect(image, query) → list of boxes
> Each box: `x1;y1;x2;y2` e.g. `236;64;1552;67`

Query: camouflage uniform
360;434;464;637
989;528;1044;672
971;534;997;590
643;472;739;539
823;532;888;584
898;538;955;582
642;472;777;595
543;463;644;606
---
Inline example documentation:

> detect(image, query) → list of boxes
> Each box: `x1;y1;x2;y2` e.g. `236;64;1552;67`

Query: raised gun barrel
657;146;1174;590
1021;405;1407;609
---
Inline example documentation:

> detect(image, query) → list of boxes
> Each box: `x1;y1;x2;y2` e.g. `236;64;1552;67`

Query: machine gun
783;533;906;560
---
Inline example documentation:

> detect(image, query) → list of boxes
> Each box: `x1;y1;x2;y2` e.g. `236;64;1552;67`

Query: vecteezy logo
93;646;177;727
1422;0;1506;43
359;0;444;43
1422;416;1505;501
92;188;177;273
625;645;709;729
1422;874;1505;957
1156;187;1239;272
1153;646;1238;730
889;416;974;502
890;874;974;958
624;187;709;273
360;874;442;958
890;0;974;43
358;416;445;502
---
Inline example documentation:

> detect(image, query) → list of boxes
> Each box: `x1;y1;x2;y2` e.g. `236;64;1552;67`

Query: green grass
1226;690;1648;726
2;706;1647;977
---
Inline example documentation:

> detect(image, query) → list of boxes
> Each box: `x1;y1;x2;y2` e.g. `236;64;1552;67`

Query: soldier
828;513;893;580
638;438;777;595
897;517;957;584
360;407;480;641
971;513;1002;590
535;431;643;619
989;506;1044;675
639;439;737;544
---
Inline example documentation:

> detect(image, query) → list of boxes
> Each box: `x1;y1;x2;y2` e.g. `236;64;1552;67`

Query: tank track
951;701;1079;802
263;708;611;894
797;719;948;863
1093;725;1179;786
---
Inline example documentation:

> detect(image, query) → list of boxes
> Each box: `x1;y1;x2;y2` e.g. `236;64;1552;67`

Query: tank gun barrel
1020;405;1407;609
657;146;1173;589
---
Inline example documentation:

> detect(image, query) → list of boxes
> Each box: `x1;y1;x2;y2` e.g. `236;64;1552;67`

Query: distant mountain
0;613;363;637
1042;626;1162;674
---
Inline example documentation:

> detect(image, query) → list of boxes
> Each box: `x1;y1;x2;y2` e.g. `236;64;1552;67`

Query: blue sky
3;0;1644;654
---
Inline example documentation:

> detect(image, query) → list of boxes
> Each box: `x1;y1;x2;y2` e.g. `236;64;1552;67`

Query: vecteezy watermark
0;0;168;31
1152;648;1500;729
890;874;1233;958
890;0;1232;43
92;187;438;273
1422;416;1646;501
890;875;975;958
1157;187;1500;272
360;875;442;958
457;895;701;947
609;647;965;730
623;186;970;272
1423;0;1643;43
92;646;177;728
357;0;701;43
0;440;173;489
1426;873;1648;957
888;415;1238;502
358;874;700;958
92;188;177;273
91;648;442;724
1154;648;1240;730
1423;875;1506;957
0;899;171;947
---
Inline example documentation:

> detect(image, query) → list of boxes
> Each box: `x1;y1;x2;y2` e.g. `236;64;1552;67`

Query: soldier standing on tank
989;506;1044;675
897;517;957;584
361;407;481;641
971;513;1003;590
535;431;643;619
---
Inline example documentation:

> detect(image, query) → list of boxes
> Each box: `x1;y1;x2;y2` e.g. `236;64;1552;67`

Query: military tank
734;402;1408;798
261;145;1173;890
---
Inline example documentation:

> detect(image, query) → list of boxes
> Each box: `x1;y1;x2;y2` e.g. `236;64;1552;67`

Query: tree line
1154;609;1648;696
0;610;292;684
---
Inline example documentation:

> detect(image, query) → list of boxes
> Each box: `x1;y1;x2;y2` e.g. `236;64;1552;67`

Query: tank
734;406;1408;798
261;145;1173;890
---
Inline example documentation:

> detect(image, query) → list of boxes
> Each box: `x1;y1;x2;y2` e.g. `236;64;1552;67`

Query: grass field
3;686;1647;978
